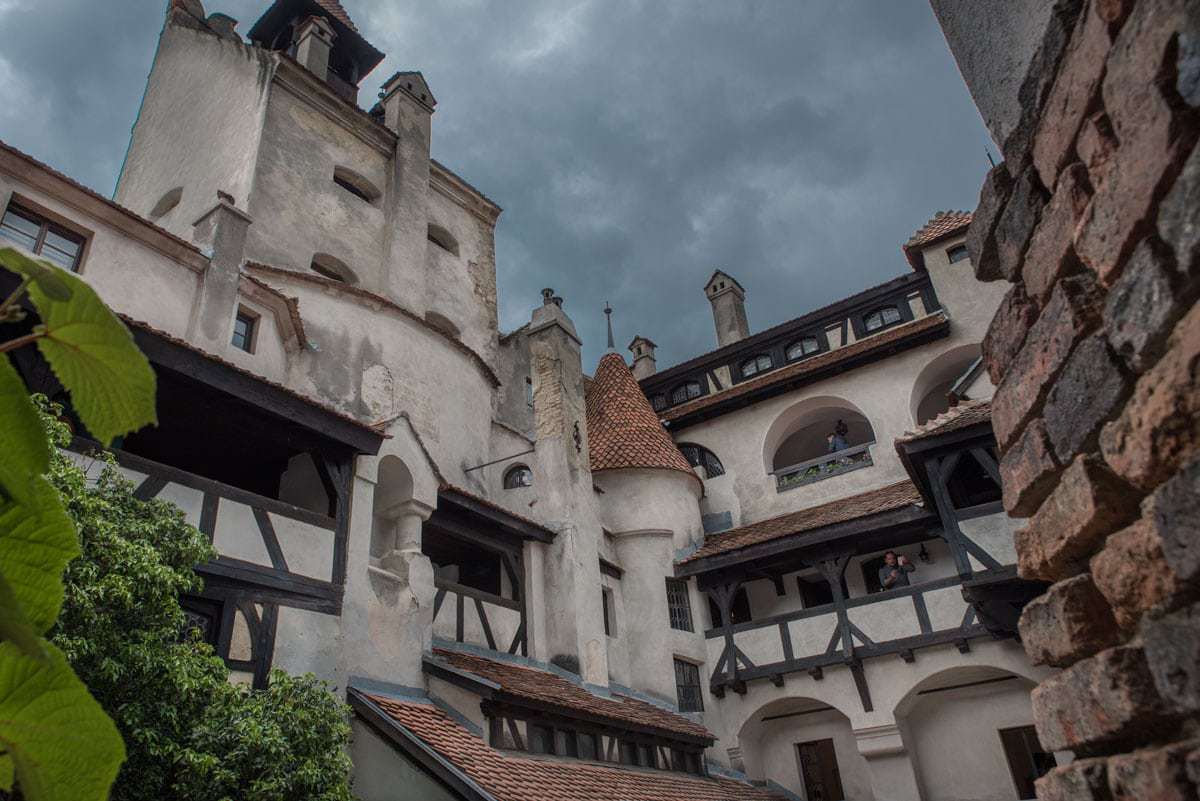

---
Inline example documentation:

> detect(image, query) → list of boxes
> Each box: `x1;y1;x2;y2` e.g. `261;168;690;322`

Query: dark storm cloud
0;0;993;370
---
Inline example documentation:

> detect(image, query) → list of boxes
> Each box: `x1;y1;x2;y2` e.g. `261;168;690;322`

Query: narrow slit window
666;578;693;632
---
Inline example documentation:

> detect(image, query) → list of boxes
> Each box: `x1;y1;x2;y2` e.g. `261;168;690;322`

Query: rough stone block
1091;517;1187;630
1076;0;1200;283
1044;334;1132;462
1032;645;1168;753
982;283;1037;386
1001;418;1062;517
1158;140;1200;278
1020;573;1120;666
1101;304;1200;491
1142;603;1200;716
1024;162;1093;303
1032;4;1114;189
992;274;1104;449
995;164;1049;283
1076;112;1119;189
1146;457;1200;585
1107;740;1200;801
1037;758;1114;801
1104;236;1191;373
1017;454;1140;581
967;162;1015;282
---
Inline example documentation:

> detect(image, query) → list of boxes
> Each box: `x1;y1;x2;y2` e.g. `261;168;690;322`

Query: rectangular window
797;738;845;801
555;729;579;758
638;743;657;768
665;578;694;632
797;576;834;608
577;731;598;761
0;202;86;271
528;723;554;755
618;740;638;766
674;658;703;712
999;725;1057;799
231;309;257;353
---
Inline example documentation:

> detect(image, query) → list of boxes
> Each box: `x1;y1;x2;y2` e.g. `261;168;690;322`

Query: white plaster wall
742;708;876;801
961;512;1020;570
922;235;1008;346
273;605;341;679
593;468;704;552
350;717;462;801
425;184;499;363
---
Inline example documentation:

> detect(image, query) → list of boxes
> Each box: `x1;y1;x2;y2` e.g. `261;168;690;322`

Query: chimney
189;193;252;353
628;336;657;380
294;15;336;80
704;270;749;347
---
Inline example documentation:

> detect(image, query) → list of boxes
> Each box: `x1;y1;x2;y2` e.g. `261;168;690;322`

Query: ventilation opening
424;310;461;338
149;186;183;219
332;167;380;204
309;252;357;284
427;224;459;256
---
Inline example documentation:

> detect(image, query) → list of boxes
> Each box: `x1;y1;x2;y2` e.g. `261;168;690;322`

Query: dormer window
864;305;902;333
651;394;667;412
740;354;773;377
503;465;533;489
333;167;380;204
786;337;819;361
671;381;702;405
947;244;969;263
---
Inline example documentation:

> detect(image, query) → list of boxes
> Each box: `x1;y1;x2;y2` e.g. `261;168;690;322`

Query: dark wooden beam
899;649;915;663
849;660;873;713
437;487;556;543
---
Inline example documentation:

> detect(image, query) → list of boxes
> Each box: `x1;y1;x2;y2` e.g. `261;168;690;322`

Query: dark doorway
797;738;844;801
999;725;1057;799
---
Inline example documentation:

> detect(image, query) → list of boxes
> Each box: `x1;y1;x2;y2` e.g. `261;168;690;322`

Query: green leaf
0;753;13;791
0;357;50;506
0;248;71;302
6;250;157;444
0;477;78;638
0;641;125;801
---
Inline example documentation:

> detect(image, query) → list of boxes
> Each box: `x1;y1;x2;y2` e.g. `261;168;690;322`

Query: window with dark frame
786;336;820;360
673;658;703;712
601;586;615;637
665;578;694;632
740;353;773;377
528;723;554;755
651;394;667;412
947;244;970;263
0;203;85;271
864;305;902;332
678;443;725;479
231;309;257;353
671;380;702;405
333;173;372;203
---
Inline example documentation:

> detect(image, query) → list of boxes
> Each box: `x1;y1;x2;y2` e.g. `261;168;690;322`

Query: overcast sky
0;0;992;370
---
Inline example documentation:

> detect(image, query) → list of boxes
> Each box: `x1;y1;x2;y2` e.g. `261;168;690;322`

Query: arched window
333;166;381;204
149;186;183;219
651;394;667;412
503;465;533;489
427;224;460;256
864;305;901;332
671;381;702;405
786;337;819;361
947;244;969;263
740;354;773;377
310;253;358;284
678;443;725;479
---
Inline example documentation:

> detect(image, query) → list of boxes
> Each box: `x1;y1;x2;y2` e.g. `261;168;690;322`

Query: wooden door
797;738;845;801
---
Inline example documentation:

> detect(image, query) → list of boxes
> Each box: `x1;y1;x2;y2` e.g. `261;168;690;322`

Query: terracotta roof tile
437;484;556;540
586;353;698;480
902;210;973;269
432;649;711;741
896;399;992;444
368;695;788;801
660;312;949;423
679;481;924;565
314;0;358;31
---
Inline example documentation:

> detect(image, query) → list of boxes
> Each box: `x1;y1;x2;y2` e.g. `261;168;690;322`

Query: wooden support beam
900;649;915;663
808;666;824;681
731;679;747;696
955;638;971;654
849;660;873;712
771;674;785;688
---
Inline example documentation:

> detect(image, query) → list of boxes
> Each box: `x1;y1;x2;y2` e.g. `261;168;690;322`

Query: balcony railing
774;442;874;492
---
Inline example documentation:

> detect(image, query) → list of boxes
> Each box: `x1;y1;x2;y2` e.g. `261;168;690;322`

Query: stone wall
947;0;1200;796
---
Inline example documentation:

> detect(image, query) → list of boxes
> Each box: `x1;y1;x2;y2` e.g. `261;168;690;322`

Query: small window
665;578;693;632
786;337;820;360
503;465;533;489
529;723;554;755
577;732;598;761
639;743;657;768
947;244;969;263
674;658;703;712
864;305;902;332
180;596;222;647
679;443;725;479
332;166;380;204
740;354;773;377
427;224;459;256
619;740;638;765
149;186;183;219
309;252;357;284
651;394;667;412
671;381;702;405
0;203;85;272
231;308;257;353
602;586;616;637
525;377;534;407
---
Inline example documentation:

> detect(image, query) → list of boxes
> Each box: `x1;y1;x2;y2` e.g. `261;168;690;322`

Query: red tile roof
660;312;949;424
437;484;556;540
432;649;711;741
896;399;992;444
366;695;788;801
903;210;972;269
314;0;358;31
586;353;698;481
679;481;925;565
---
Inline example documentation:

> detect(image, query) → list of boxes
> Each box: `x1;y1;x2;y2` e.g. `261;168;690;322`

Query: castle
0;2;1061;799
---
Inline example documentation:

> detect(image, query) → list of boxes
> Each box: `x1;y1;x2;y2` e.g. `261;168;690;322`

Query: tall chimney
294;15;336;80
704;270;749;347
628;335;657;379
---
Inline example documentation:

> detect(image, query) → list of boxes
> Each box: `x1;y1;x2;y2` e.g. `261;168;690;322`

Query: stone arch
762;395;877;473
909;343;982;426
371;455;414;560
310;252;359;285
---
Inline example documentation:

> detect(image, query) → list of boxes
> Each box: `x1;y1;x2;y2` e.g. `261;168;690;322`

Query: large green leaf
0;357;49;506
0;248;71;303
0;640;125;801
0;477;78;638
0;248;156;444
